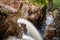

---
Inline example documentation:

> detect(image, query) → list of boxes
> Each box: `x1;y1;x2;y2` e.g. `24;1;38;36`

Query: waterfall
17;18;42;40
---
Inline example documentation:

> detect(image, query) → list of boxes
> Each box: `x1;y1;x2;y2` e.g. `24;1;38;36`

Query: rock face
44;8;60;40
0;0;47;40
0;0;22;10
21;3;45;29
21;3;29;19
27;5;42;28
0;0;46;29
0;8;23;40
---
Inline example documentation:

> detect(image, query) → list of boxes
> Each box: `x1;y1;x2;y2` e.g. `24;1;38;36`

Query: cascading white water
46;12;54;25
46;15;54;25
17;18;42;40
7;18;42;40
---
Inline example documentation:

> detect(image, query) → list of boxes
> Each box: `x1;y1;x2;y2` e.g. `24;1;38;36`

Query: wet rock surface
0;0;60;40
0;0;22;10
43;8;60;40
0;8;27;40
21;3;47;30
0;0;45;30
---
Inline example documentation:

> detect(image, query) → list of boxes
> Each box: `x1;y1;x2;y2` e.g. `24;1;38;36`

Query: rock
21;3;29;19
0;8;23;40
44;8;60;40
0;0;22;10
20;3;46;29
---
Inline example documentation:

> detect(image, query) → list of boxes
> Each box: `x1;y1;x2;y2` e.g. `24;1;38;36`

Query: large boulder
0;0;22;10
0;8;24;40
44;8;60;40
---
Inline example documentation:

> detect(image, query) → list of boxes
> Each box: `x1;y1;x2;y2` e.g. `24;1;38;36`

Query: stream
39;14;54;37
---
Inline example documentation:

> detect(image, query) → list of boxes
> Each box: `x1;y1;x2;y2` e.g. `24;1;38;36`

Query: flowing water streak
17;18;42;40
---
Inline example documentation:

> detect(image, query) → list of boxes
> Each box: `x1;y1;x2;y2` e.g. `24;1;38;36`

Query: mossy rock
0;8;9;15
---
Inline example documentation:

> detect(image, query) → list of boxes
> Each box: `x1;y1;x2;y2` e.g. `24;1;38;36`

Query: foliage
53;0;60;7
48;0;60;11
29;0;48;5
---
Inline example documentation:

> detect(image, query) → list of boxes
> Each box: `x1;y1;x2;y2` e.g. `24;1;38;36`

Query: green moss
52;0;60;10
29;0;48;5
0;8;9;14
